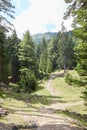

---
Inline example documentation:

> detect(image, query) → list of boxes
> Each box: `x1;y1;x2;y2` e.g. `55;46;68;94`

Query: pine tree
19;31;35;70
58;30;76;71
47;37;59;72
64;0;87;76
19;30;37;92
75;43;87;76
0;30;9;85
64;0;87;104
8;30;20;82
39;37;47;73
0;0;15;31
47;55;53;73
58;22;68;73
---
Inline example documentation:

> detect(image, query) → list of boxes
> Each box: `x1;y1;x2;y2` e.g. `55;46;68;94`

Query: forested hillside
32;32;57;44
0;27;76;93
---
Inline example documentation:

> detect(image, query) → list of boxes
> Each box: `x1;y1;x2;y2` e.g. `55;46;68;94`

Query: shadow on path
38;124;83;130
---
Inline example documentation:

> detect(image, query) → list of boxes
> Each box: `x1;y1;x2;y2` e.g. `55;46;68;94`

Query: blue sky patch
46;24;56;31
12;0;32;16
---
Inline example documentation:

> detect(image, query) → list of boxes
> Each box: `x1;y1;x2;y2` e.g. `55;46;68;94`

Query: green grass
52;77;84;102
0;81;52;125
33;80;50;96
67;104;87;114
0;70;86;127
51;70;87;128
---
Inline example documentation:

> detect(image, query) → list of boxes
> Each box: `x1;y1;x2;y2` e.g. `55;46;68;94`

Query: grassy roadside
52;76;84;102
0;80;51;124
0;70;87;127
51;70;87;128
51;70;86;112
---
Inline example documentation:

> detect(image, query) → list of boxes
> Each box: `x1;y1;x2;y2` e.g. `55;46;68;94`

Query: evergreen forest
0;0;87;129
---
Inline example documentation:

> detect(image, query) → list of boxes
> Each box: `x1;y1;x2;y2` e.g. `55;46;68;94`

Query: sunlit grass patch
0;70;86;127
67;104;87;115
0;113;24;125
52;74;84;102
33;84;50;96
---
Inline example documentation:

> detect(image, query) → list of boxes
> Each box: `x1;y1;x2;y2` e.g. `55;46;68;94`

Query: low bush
65;72;86;87
19;69;37;93
65;73;73;85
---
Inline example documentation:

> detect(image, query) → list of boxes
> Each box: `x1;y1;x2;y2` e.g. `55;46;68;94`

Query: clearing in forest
0;70;86;130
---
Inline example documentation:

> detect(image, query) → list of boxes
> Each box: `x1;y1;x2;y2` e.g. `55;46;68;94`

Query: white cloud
13;0;72;37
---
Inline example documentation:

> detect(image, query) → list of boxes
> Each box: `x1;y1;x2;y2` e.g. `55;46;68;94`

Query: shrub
19;68;37;93
65;72;86;87
65;73;73;85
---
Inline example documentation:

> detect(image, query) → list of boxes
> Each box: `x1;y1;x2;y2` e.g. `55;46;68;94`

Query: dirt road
0;73;84;130
15;73;84;130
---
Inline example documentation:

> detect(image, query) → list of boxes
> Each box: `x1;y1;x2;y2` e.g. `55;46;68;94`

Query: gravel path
0;73;84;130
15;73;84;130
45;73;83;110
15;108;83;130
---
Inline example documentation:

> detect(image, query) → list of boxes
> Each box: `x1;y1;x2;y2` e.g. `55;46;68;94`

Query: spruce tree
47;37;59;72
64;0;87;104
39;37;47;73
64;0;87;76
8;30;20;82
0;0;15;31
58;23;68;73
47;55;53;73
0;30;9;85
58;30;75;71
19;30;37;92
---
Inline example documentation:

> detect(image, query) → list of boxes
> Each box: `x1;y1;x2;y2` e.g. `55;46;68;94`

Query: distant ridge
32;32;58;44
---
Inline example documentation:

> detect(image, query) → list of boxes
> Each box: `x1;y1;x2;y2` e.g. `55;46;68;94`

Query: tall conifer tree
39;37;47;73
64;0;87;76
0;30;9;85
0;0;15;31
19;31;37;92
64;0;87;104
8;30;20;82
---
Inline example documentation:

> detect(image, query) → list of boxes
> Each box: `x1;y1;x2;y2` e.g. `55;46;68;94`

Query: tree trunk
64;56;66;73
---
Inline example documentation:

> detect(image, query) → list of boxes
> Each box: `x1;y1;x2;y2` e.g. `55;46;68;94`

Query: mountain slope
32;32;58;44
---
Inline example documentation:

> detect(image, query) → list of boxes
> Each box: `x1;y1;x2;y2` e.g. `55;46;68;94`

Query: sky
12;0;72;37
